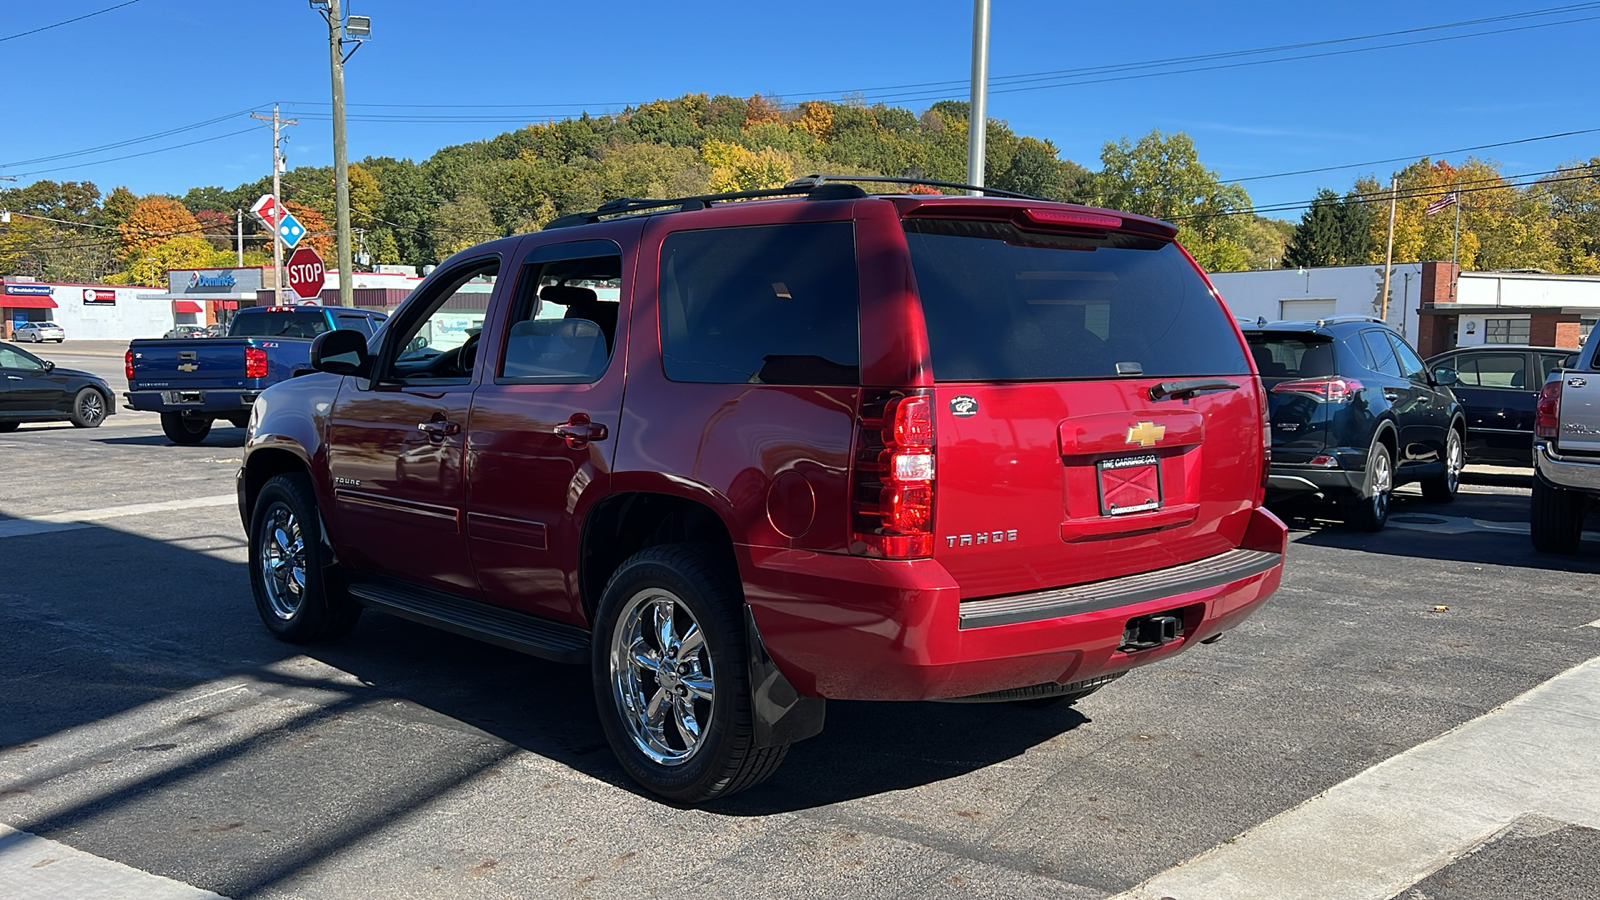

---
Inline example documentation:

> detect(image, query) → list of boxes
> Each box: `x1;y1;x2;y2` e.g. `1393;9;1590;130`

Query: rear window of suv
903;218;1249;381
1245;334;1336;378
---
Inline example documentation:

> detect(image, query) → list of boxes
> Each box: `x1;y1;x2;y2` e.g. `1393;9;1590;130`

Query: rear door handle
555;413;608;448
1383;389;1401;401
417;420;461;440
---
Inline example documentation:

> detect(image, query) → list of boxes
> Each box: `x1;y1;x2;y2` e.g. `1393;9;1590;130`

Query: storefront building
1;278;169;340
140;266;271;330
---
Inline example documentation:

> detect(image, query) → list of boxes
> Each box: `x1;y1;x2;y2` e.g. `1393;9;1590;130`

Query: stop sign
286;246;326;301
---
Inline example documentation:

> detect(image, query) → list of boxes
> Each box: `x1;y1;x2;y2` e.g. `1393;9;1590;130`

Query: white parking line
0;824;228;899
1112;655;1600;900
1585;619;1600;629
0;495;236;539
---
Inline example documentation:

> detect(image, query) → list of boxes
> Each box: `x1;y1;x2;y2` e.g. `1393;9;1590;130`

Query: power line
1231;128;1600;183
12;127;260;178
0;105;269;169
0;0;144;44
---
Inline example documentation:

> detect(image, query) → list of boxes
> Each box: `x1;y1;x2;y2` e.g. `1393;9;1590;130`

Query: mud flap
745;606;825;748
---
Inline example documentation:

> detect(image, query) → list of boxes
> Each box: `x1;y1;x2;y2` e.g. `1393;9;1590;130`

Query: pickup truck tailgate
127;339;254;389
1557;371;1600;453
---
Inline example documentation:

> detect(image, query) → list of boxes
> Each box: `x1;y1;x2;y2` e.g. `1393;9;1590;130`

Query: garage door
1279;299;1337;321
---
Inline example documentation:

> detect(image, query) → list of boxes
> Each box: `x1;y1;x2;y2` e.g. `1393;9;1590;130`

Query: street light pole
966;0;990;194
327;0;354;308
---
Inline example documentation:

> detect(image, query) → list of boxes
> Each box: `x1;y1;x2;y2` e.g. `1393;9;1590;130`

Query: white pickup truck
1532;331;1600;552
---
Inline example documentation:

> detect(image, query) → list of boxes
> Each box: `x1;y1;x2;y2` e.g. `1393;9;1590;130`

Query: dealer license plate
1098;454;1162;516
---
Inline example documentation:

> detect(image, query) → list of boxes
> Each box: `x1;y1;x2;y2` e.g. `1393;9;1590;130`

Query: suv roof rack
543;174;1046;230
1249;315;1387;331
1315;315;1386;327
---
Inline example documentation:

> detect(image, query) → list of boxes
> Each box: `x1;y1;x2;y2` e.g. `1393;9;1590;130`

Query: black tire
1530;475;1587;555
69;388;107;428
1421;424;1464;503
247;472;361;642
1341;437;1394;532
0;422;19;433
160;411;211;445
1012;682;1113;709
591;543;786;804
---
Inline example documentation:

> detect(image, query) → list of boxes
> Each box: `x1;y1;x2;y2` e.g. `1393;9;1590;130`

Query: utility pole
1451;177;1462;302
235;209;244;266
966;0;990;194
328;0;354;307
251;105;296;304
1381;174;1397;322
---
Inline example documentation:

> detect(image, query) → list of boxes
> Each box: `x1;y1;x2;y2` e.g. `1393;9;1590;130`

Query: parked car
0;341;116;431
239;176;1287;803
128;305;390;445
1245;316;1465;530
202;323;229;338
1425;345;1576;466
13;321;65;343
163;325;208;339
1530;329;1600;553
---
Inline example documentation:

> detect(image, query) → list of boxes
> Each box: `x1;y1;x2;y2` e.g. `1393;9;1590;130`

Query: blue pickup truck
125;305;388;444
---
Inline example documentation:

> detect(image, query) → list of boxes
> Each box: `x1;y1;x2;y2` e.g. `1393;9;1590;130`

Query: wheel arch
242;445;313;527
579;490;739;626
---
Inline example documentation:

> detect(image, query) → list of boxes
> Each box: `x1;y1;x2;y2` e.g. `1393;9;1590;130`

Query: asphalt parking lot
2;347;1599;899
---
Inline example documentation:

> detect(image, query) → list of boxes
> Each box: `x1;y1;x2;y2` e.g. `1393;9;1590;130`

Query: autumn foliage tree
284;201;334;258
118;196;201;264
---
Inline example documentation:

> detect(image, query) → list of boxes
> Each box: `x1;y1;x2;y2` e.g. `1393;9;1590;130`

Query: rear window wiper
1149;378;1240;401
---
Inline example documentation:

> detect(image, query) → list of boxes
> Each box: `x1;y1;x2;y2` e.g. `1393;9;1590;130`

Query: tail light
1271;376;1363;402
852;390;935;558
124;350;134;382
1536;380;1562;440
245;347;268;380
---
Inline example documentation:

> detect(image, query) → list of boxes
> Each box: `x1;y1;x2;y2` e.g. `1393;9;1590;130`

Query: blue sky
3;0;1597;220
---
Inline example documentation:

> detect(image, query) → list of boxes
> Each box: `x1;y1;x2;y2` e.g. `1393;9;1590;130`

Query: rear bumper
1266;460;1363;496
1534;441;1600;493
742;506;1286;701
124;389;259;414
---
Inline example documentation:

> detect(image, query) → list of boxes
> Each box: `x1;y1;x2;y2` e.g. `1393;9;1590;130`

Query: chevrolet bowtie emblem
177;363;199;372
1126;421;1166;447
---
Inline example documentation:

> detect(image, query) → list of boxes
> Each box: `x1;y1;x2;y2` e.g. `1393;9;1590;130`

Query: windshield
903;218;1249;381
229;311;332;339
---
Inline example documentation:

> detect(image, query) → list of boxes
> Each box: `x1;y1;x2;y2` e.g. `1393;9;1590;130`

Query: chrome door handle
554;413;608;448
1383;389;1401;401
417;420;460;440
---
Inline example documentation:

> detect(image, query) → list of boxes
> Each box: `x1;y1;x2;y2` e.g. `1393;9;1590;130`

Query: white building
2;279;171;341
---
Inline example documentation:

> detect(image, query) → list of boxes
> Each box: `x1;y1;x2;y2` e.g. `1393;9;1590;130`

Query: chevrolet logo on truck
1126;421;1166;447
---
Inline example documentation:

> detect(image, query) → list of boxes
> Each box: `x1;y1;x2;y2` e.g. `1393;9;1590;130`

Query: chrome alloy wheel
609;589;715;766
77;391;104;425
1445;430;1464;492
259;502;307;620
1370;447;1394;519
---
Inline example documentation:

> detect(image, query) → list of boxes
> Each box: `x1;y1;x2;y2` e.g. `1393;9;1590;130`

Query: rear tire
1421;425;1464;502
0;422;18;433
69;388;107;428
160;411;211;445
591;543;787;804
1341;438;1394;532
1531;476;1587;555
248;472;361;642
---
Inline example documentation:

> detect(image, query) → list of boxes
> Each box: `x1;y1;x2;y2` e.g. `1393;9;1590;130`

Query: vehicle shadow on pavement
0;516;1088;894
90;433;247;448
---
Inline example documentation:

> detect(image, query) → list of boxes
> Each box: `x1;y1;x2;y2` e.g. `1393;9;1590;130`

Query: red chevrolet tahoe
238;176;1285;803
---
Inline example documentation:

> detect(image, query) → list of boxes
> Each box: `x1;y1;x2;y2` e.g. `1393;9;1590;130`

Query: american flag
1424;192;1458;216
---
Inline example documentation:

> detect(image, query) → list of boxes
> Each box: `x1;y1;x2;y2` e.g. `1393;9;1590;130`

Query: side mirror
408;335;430;352
310;329;372;378
1432;366;1459;386
42;359;55;372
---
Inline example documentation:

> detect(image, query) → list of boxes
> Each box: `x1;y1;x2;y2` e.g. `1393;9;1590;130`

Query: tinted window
904;219;1248;381
1452;352;1527;389
1539;352;1575;380
1387;334;1428;380
335;314;376;337
0;346;40;369
659;223;859;385
1245;335;1336;378
231;311;332;339
1361;331;1401;377
1342;333;1374;370
499;250;622;384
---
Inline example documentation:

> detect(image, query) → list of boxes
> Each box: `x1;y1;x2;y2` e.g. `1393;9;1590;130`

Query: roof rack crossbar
542;173;1048;230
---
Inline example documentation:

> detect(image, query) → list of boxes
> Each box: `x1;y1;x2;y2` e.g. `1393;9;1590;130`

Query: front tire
69;388;106;428
1421;425;1464;502
160;411;211;445
1342;438;1394;532
591;544;787;803
1531;476;1587;554
0;422;18;433
248;472;360;642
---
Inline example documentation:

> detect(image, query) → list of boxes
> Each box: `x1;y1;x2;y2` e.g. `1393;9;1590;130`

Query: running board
347;578;590;664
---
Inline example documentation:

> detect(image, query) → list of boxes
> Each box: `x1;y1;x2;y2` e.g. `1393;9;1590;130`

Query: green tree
1094;130;1254;271
1284;189;1373;267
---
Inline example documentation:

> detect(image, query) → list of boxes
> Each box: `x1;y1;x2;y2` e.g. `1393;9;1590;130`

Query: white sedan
13;321;65;343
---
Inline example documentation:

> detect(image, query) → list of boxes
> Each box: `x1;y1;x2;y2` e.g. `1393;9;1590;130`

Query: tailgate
1558;372;1600;453
933;381;1260;599
128;339;252;389
900;209;1258;600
